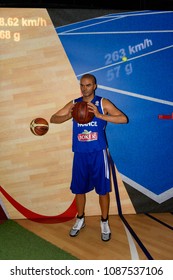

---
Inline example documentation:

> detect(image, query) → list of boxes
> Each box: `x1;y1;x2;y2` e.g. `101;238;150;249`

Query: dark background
1;0;173;9
1;0;173;27
1;0;173;28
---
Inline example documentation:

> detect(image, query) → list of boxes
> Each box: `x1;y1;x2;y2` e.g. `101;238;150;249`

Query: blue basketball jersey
72;95;107;153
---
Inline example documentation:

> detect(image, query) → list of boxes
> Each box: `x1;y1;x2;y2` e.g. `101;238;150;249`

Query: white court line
120;173;173;203
58;10;173;35
56;10;151;29
57;10;152;30
76;44;173;106
98;85;173;106
60;30;173;35
99;10;150;18
76;45;173;77
108;10;173;18
123;224;139;260
56;14;124;29
58;16;126;35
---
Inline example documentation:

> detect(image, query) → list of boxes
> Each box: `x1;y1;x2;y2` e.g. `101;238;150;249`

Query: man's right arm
50;101;74;124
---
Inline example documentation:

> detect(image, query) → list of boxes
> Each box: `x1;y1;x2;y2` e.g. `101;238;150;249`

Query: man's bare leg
99;193;110;219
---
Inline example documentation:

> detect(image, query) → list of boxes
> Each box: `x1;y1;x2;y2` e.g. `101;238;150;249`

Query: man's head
80;74;97;101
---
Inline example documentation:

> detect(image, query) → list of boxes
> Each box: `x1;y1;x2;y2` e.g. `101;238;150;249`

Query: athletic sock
101;216;108;222
77;214;84;219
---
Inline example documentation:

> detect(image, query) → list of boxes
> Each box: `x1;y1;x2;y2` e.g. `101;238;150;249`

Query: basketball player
50;74;127;241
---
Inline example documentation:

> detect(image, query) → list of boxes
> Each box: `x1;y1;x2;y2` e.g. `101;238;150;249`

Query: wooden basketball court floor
16;213;173;260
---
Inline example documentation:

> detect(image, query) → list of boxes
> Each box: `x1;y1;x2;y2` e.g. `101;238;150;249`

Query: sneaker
101;220;111;241
69;217;85;237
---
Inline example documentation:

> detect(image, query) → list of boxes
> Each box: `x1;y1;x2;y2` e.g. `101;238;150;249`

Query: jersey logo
78;130;98;142
77;121;97;127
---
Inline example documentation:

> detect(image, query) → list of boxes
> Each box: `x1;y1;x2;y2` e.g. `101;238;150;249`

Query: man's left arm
88;98;128;124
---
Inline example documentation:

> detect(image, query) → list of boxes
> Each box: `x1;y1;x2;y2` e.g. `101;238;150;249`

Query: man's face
80;77;96;99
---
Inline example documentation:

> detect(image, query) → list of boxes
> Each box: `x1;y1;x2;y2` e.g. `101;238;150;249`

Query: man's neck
82;94;95;102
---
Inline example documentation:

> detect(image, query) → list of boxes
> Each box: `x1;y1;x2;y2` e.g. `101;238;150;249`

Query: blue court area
56;11;173;203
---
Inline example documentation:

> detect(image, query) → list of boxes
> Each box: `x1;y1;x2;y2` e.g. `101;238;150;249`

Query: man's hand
87;102;100;118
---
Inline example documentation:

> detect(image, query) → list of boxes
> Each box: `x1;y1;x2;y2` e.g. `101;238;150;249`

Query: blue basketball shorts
70;149;111;195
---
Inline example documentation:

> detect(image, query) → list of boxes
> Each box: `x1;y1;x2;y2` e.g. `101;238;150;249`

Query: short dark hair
80;74;97;84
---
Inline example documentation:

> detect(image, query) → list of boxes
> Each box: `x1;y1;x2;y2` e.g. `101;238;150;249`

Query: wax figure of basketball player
50;74;127;241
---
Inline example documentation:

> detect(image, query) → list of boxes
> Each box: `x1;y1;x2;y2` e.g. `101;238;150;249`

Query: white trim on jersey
103;149;110;179
100;97;104;114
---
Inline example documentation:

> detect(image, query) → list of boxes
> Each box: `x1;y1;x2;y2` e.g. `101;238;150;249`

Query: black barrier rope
108;152;154;260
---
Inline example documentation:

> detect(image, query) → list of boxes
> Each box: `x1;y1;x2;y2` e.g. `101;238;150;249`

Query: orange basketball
71;101;94;124
30;118;49;136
